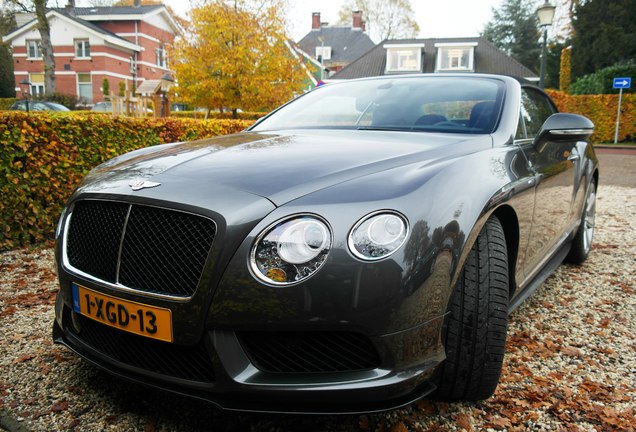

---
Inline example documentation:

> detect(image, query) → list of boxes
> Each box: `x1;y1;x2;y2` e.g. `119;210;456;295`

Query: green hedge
0;112;253;249
0;98;18;110
547;90;636;142
170;110;266;120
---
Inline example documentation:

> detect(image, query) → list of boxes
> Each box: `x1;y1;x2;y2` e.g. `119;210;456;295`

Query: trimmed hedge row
170;110;266;120
547;90;635;142
0;112;253;249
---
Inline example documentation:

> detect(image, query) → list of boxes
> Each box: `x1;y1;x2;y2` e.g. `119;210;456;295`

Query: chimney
65;0;75;15
134;0;141;7
352;11;364;31
312;12;321;30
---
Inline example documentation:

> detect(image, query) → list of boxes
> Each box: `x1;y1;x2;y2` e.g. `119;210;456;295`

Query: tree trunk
34;0;56;95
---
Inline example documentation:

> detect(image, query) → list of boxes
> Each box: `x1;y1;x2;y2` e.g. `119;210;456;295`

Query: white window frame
75;39;91;59
155;46;167;68
29;73;45;95
384;44;424;73
315;46;332;61
435;42;477;72
77;73;93;103
26;40;42;59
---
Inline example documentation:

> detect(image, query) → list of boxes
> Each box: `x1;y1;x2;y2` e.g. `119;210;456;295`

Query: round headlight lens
349;211;408;260
278;220;328;264
251;216;331;285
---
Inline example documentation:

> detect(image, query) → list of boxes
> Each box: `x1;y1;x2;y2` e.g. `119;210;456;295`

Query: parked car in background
53;74;598;413
10;100;70;111
91;102;112;112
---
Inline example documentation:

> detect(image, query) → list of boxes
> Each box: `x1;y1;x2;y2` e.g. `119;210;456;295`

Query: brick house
296;11;375;79
3;2;180;104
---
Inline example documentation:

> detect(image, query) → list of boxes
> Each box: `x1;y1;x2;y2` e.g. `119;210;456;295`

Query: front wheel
434;216;509;401
565;182;596;264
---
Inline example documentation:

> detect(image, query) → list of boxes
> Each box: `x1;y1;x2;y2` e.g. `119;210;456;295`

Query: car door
517;87;579;280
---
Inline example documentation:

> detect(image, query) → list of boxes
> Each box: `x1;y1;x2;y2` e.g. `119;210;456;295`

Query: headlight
250;215;332;285
348;211;408;260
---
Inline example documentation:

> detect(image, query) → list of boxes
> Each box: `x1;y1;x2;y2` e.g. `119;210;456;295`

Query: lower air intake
239;331;381;373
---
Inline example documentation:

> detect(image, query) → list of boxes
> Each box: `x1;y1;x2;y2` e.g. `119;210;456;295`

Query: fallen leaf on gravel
616;282;634;294
512;398;532;408
594;243;619;250
486;417;513;430
31;411;47;420
414;399;437;415
145;418;156;432
0;306;17;318
454;413;473;431
560;346;583;357
105;414;119;424
14;354;35;363
51;400;69;412
390;421;409;432
359;415;370;430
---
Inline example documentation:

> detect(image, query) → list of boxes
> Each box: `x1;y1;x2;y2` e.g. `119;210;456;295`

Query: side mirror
535;113;594;150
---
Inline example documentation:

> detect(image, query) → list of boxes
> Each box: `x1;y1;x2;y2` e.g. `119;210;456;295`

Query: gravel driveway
1;157;635;431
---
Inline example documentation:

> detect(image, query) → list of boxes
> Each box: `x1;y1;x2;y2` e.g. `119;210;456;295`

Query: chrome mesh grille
66;200;216;297
66;201;128;283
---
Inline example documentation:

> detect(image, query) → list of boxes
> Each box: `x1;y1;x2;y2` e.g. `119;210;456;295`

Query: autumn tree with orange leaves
170;0;304;118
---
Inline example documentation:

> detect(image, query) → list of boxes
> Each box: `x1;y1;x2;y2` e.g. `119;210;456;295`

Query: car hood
82;130;488;206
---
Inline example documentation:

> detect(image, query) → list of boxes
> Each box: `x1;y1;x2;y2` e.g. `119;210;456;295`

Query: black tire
434;216;509;401
565;182;596;264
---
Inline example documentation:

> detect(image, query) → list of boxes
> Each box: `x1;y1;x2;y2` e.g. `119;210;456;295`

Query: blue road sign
613;77;631;89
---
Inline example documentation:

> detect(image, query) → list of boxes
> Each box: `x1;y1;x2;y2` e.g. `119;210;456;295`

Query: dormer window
435;42;477;72
315;46;331;61
384;44;424;73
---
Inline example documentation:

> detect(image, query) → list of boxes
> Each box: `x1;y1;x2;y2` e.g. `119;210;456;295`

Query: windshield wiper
356;126;413;132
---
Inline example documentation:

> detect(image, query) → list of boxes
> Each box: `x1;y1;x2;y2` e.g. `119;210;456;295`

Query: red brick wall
97;19;175;80
12;17;175;103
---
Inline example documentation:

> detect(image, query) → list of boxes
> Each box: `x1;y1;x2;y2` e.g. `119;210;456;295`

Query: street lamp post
537;1;556;89
19;78;32;113
159;73;174;117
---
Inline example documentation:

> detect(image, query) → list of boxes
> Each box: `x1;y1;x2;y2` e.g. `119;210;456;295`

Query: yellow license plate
72;283;173;343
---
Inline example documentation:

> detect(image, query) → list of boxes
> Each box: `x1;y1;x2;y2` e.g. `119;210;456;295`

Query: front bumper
53;293;444;414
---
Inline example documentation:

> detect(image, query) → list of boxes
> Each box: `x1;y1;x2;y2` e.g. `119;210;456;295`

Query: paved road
596;150;636;188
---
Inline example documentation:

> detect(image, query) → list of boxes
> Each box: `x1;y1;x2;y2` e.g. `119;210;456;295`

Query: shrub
570;60;636;95
0;97;18;110
559;46;572;94
102;78;110;100
170;110;266;120
0;112;253;249
547;90;635;142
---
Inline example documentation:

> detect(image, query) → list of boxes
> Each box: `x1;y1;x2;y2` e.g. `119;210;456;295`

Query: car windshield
252;76;505;134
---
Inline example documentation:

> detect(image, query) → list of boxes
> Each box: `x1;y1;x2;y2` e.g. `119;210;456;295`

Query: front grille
239;332;381;373
65;310;215;383
66;200;216;297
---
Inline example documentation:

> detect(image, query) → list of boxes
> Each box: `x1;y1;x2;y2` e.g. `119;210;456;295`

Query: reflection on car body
53;74;598;413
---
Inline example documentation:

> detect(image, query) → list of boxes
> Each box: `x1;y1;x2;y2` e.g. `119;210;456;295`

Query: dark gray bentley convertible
53;74;598;413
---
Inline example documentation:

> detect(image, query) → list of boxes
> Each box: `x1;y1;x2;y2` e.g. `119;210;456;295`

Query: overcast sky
162;0;504;42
